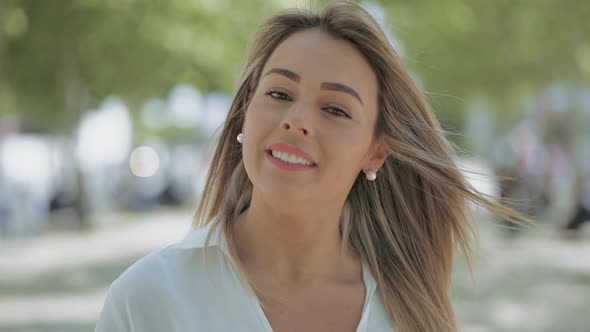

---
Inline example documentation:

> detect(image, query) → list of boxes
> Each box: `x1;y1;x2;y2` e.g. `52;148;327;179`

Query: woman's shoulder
109;246;172;294
107;222;224;298
96;223;227;331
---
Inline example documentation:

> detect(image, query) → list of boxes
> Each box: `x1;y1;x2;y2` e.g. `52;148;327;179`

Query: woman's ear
364;137;389;172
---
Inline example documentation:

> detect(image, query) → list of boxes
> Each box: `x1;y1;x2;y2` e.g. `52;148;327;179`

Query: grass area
0;257;139;297
0;323;94;332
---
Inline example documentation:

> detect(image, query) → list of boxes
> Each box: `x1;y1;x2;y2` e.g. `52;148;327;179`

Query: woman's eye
264;89;350;119
265;90;291;101
323;106;351;119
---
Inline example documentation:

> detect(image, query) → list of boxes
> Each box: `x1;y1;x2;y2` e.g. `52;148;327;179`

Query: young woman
96;2;524;331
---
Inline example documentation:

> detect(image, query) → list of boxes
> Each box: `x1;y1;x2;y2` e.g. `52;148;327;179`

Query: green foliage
380;0;590;126
0;0;283;133
0;0;588;134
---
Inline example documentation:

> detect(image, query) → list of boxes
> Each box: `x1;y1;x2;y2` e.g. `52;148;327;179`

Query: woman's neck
232;191;360;286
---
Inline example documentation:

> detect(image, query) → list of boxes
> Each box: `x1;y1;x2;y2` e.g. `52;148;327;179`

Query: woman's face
242;28;383;208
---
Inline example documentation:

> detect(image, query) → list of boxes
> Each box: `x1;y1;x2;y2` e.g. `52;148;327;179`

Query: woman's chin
258;184;313;206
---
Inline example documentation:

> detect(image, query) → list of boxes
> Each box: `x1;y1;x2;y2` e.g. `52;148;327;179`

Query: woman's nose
280;102;313;136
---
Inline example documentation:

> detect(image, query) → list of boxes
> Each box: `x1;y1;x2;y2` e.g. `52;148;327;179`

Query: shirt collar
176;217;377;295
176;220;226;251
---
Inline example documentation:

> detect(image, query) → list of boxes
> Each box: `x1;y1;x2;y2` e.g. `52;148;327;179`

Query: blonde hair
193;2;527;331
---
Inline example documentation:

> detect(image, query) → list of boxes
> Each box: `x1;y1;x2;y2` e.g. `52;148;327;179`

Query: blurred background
0;0;589;331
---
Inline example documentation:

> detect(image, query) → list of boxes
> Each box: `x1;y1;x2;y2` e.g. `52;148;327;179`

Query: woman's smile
265;142;318;172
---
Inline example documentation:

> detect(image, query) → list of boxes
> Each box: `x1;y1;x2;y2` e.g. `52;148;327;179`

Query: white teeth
271;150;314;166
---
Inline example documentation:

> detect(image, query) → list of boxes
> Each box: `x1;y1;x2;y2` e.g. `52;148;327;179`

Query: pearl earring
237;133;243;144
366;170;377;181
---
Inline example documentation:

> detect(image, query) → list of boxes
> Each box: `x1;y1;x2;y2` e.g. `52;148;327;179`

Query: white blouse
95;222;394;331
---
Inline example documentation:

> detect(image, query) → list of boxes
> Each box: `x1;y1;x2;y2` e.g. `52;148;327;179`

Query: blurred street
0;209;588;332
0;208;193;332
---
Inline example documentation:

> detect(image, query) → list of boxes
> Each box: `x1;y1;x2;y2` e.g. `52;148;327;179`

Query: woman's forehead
262;29;378;97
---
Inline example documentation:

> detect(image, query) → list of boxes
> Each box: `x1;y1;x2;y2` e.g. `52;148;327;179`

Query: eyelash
264;89;351;119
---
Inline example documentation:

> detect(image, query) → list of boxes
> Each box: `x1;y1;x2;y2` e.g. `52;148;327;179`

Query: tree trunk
58;0;91;229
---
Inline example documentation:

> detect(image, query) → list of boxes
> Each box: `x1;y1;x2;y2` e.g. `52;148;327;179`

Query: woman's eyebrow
263;68;300;82
320;82;363;105
263;67;363;105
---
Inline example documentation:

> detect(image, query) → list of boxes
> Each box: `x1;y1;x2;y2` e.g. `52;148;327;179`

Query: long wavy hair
193;2;526;331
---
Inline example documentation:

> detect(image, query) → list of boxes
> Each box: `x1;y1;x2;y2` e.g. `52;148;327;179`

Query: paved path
0;208;193;332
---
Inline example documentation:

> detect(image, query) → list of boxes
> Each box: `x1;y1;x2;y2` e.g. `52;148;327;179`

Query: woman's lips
265;143;317;165
266;150;317;171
